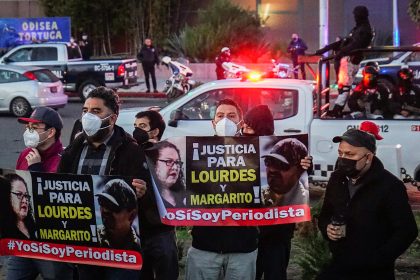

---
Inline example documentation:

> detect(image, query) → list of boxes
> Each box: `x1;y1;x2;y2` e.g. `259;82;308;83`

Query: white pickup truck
116;77;420;183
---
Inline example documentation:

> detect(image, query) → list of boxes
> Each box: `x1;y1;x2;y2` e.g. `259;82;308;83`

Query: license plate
50;87;57;93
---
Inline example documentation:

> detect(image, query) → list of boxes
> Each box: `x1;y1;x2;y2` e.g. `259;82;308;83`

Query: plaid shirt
77;131;114;175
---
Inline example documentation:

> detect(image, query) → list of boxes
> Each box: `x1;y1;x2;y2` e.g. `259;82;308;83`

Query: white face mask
70;38;75;43
82;35;88;40
215;118;240;136
23;129;49;148
81;113;112;137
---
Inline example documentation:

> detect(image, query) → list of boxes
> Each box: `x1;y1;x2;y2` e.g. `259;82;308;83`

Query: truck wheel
10;97;32;117
78;80;100;102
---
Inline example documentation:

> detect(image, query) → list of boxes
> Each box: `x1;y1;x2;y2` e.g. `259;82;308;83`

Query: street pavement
0;97;167;170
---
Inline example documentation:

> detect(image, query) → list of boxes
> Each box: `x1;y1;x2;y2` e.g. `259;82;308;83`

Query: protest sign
0;170;142;269
145;135;311;226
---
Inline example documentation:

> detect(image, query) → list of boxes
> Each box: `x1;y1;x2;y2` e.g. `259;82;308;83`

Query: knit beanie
244;105;274;136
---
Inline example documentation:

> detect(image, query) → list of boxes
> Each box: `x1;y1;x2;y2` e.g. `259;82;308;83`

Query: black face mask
336;154;368;178
133;127;150;144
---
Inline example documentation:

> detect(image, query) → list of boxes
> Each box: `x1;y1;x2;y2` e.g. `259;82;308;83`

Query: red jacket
16;140;63;172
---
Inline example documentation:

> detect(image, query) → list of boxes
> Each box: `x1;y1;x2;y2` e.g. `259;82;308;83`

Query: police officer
347;65;390;119
215;47;231;80
389;68;420;119
137;38;160;93
287;33;308;80
316;6;373;117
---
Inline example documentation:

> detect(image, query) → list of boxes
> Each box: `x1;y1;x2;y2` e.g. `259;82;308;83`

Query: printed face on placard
155;147;181;189
10;179;29;220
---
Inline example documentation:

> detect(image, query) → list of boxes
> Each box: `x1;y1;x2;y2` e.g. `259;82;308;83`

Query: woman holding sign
148;141;186;207
0;173;36;240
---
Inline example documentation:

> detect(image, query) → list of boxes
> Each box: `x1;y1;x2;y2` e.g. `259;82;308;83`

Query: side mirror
3;57;11;63
168;109;182;127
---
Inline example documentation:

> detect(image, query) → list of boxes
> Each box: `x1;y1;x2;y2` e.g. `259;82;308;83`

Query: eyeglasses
26;126;46;133
158;159;183;168
264;158;290;171
11;192;31;201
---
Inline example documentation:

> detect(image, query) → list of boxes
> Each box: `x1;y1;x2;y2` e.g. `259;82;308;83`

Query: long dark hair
147;141;186;194
0;174;36;239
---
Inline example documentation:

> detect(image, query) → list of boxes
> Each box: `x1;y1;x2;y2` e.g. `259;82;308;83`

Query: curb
66;91;167;98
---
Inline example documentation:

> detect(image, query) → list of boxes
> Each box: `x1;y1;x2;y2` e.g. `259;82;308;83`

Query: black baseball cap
333;129;376;153
261;138;308;166
96;179;137;212
18;107;63;130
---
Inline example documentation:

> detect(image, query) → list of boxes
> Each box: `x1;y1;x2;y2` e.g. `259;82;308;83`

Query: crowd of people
0;4;418;280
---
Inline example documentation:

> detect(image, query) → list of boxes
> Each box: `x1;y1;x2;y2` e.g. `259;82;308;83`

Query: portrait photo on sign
145;137;187;209
259;135;309;207
93;176;141;252
0;169;36;240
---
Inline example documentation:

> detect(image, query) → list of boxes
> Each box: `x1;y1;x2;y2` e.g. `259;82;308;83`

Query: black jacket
287;38;308;60
389;85;420;116
137;45;159;65
57;126;173;236
191;226;258;253
348;83;390;117
318;157;418;279
316;20;373;65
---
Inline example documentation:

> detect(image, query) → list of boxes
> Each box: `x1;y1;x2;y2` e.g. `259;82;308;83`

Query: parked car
0;65;67;117
0;43;138;101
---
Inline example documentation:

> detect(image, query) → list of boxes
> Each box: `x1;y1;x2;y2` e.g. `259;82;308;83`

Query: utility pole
319;0;329;49
393;0;400;46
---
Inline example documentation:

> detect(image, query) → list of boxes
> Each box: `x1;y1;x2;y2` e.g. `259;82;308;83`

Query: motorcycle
269;59;298;79
222;62;251;79
161;56;195;102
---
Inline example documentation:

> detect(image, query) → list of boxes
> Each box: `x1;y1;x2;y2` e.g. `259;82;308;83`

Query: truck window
179;89;241;120
67;45;81;60
0;70;26;83
31;47;58;61
8;48;32;62
177;88;298;120
406;52;420;63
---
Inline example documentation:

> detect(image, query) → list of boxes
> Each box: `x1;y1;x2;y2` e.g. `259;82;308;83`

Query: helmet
161;56;171;64
221;47;230;53
362;65;379;76
364;61;380;72
397;68;413;82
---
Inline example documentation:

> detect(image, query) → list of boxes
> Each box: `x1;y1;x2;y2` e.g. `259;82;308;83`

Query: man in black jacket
317;129;418;279
389;68;420;119
58;87;148;280
185;99;258;280
287;33;308;80
316;6;373;117
137;38;159;93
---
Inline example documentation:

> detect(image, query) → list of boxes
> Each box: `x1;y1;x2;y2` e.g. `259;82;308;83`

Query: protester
137;38;159;93
317;129;418;279
242;105;311;280
16;107;64;172
96;179;141;251
215;47;231;80
57;86;148;279
12;107;73;279
79;32;93;60
147;141;185;207
347;64;390;119
67;36;80;59
134;110;166;144
132;111;179;280
185;98;258;280
287;33;308;80
389;68;420;119
316;6;373;117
